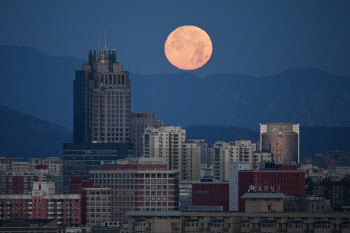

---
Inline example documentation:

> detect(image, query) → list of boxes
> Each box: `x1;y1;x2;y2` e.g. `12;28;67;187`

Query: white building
211;140;269;180
229;162;250;211
144;126;202;180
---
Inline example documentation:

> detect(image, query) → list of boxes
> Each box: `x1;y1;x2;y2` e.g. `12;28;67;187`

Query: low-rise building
0;182;81;225
126;211;350;233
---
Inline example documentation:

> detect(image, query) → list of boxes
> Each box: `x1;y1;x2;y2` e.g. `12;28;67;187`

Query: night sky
1;0;350;77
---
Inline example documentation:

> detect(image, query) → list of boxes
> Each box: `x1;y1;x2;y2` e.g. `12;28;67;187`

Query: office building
238;167;305;211
260;123;300;163
73;47;131;144
131;112;163;157
192;181;229;211
63;143;133;193
89;157;179;223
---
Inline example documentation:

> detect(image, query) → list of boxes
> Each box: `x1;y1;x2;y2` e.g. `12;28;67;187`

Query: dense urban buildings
143;126;186;175
63;143;132;193
0;182;81;225
73;48;131;144
89;157;179;224
131;112;163;157
126;210;350;233
238;164;305;211
211;140;271;180
260;123;300;163
0;157;63;194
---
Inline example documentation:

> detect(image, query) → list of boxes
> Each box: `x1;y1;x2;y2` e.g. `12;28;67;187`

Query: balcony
251;228;261;232
277;229;287;232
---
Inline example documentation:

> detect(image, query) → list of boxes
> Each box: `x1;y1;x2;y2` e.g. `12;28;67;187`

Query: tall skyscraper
64;45;133;192
260;123;300;163
73;48;131;144
130;112;163;157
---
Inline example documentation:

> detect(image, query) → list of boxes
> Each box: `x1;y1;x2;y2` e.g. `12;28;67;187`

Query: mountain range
0;105;71;157
0;105;349;159
1;45;350;130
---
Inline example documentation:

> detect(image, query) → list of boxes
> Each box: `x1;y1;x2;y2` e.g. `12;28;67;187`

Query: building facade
130;112;163;157
181;142;201;181
63;143;133;193
192;181;230;211
89;157;179;224
143;126;186;175
186;139;208;166
229;162;250;211
73;48;131;144
260;123;300;163
211;140;268;181
238;169;305;211
0;182;81;225
126;211;350;233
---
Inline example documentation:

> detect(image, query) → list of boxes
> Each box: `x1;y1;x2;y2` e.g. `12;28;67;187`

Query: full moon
164;25;213;70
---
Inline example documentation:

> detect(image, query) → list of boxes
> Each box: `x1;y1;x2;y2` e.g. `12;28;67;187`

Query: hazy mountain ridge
0;105;72;157
1;45;350;130
186;125;350;160
0;105;348;159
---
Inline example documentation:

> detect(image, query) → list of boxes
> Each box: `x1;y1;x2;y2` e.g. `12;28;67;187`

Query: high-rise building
65;45;134;192
143;126;186;174
73;48;131;144
229;162;250;211
211;140;268;180
131;112;163;157
187;139;208;165
89;157;179;223
182;142;201;180
260;123;300;163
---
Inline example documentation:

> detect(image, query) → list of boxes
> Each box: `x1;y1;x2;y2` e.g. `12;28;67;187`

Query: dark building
130;112;163;157
305;176;350;211
73;48;131;144
63;143;133;193
192;181;229;211
260;123;300;163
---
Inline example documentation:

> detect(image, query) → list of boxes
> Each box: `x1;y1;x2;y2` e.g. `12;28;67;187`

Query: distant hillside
186;125;350;160
1;45;350;130
133;69;350;129
0;105;72;157
0;45;82;129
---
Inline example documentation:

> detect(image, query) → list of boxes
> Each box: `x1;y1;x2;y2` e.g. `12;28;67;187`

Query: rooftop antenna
104;30;107;50
98;32;100;54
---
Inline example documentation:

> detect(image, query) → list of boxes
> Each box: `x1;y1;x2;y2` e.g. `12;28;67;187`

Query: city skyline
1;1;350;232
